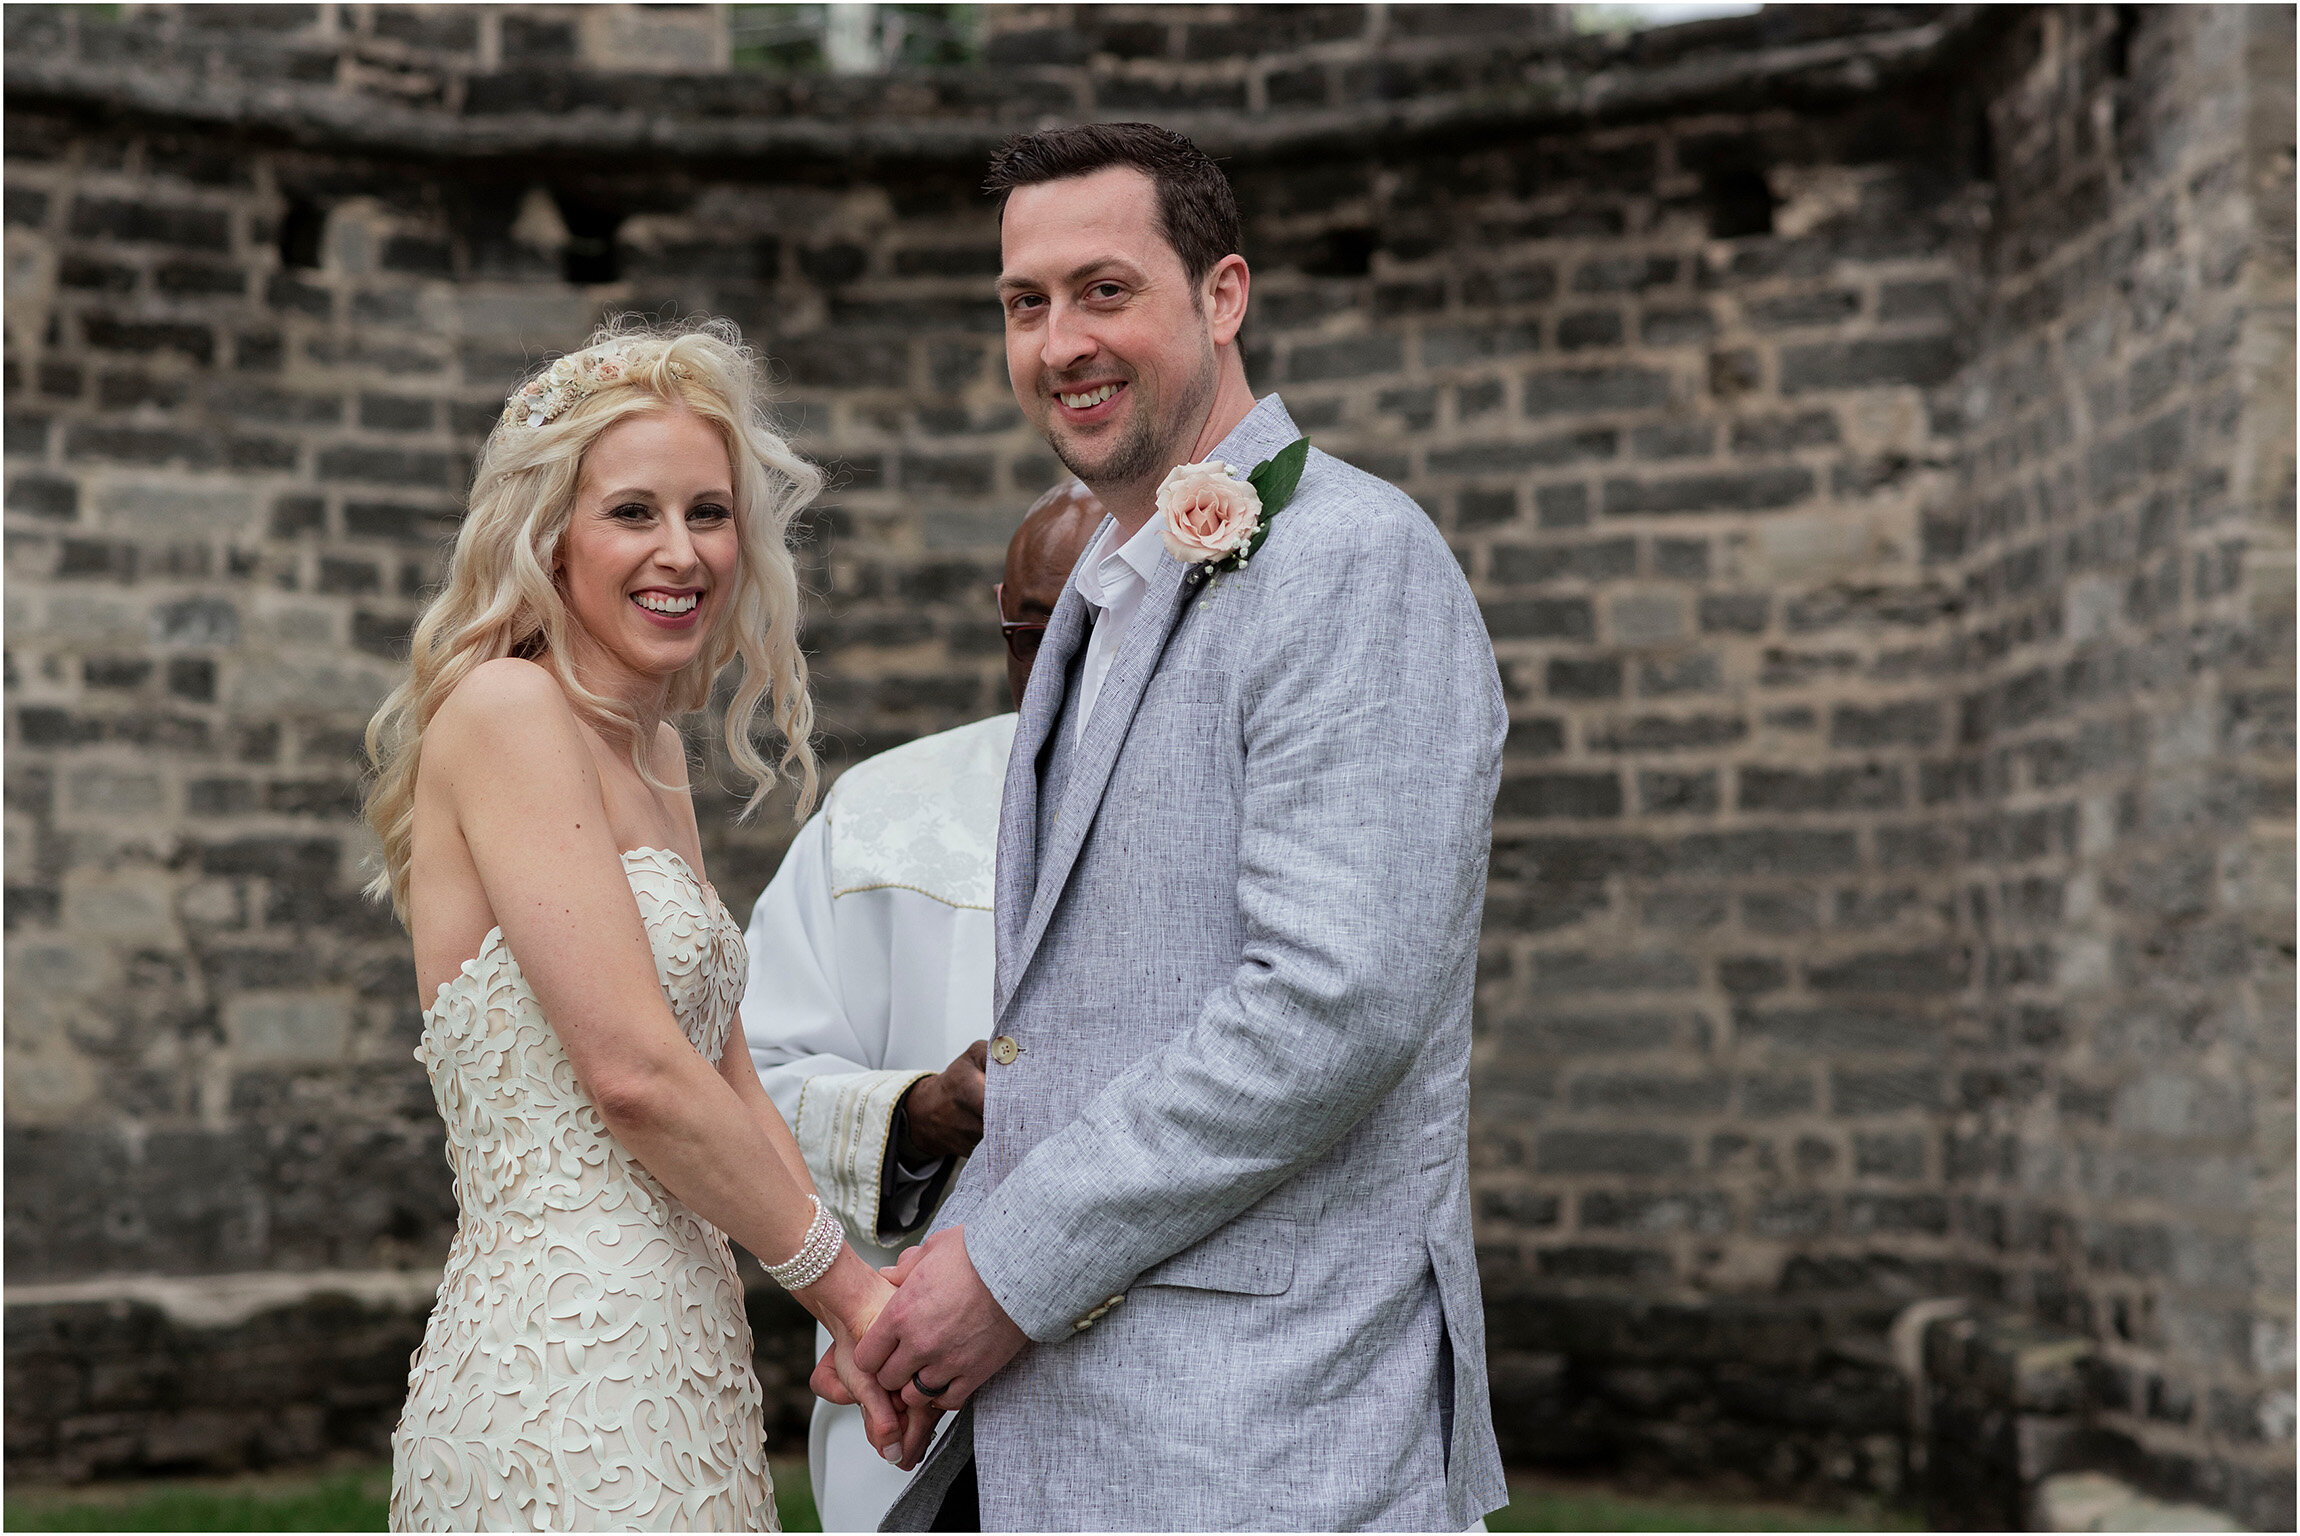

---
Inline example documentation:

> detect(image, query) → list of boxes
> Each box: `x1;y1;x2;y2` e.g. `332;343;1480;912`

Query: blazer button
990;1036;1022;1066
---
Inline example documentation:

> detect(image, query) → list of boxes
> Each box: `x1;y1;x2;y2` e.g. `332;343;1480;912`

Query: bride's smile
557;405;740;697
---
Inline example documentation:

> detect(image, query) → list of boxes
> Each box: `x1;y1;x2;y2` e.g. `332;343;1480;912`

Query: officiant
742;478;1100;1532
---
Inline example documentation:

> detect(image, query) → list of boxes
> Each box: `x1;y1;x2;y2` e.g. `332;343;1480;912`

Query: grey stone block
1287;333;1404;382
1535;948;1701;993
1491;537;1637;584
1546;655;1623;699
1735;1005;1935;1054
1602;466;1815;515
1639;769;1719;815
1780;335;1957;394
1524;366;1673;417
68;197;232;251
1497;772;1624;820
1538;1130;1693;1176
1485;597;1595;641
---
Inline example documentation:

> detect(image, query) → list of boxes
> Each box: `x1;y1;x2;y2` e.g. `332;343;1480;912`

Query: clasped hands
812;1226;1029;1470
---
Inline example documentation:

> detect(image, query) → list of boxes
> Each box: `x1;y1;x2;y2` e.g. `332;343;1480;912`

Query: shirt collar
1076;513;1166;610
1112;514;1165;582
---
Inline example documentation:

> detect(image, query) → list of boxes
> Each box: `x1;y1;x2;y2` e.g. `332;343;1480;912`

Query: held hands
866;1228;1030;1413
810;1227;1029;1455
803;1254;942;1469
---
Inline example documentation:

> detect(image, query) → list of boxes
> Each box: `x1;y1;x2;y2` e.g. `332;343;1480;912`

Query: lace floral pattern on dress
390;847;778;1533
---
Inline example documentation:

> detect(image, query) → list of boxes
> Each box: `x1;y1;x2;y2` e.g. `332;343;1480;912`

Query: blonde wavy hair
363;316;820;921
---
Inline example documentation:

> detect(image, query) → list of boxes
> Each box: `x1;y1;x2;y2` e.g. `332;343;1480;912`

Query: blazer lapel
1002;551;1192;1009
996;399;1299;1015
993;535;1099;1015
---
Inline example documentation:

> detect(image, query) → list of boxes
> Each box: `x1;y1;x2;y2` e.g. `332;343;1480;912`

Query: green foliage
880;3;983;69
730;4;981;73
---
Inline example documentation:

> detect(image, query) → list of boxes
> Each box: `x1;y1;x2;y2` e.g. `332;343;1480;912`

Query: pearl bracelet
766;1194;843;1292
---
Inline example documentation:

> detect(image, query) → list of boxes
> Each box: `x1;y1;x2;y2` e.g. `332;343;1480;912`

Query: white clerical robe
742;711;1013;1532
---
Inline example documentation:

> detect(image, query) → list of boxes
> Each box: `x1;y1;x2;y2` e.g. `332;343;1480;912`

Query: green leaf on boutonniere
1247;436;1309;516
1232;436;1309;568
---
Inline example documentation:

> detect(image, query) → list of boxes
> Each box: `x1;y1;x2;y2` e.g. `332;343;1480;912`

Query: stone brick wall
4;3;2290;1522
1910;8;2295;1522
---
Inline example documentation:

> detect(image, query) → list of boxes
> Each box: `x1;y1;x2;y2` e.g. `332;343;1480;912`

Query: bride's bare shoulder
428;658;586;760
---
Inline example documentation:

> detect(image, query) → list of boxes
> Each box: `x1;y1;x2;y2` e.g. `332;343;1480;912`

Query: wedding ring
911;1372;954;1399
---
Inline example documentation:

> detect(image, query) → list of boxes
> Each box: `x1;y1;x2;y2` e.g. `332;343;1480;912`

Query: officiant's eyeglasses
994;582;1047;664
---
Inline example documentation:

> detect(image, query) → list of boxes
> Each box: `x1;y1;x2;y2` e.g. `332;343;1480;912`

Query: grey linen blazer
883;396;1509;1532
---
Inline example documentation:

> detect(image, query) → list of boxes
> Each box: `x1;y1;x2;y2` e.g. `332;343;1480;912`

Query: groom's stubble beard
1047;327;1220;497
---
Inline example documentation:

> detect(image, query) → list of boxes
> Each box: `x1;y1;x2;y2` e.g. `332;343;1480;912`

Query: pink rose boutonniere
1156;437;1311;584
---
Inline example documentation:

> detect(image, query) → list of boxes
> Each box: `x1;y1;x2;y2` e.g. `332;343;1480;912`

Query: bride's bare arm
428;659;906;1449
717;1030;818;1221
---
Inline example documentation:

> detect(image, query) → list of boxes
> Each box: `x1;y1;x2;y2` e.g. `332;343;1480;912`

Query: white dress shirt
1070;515;1167;742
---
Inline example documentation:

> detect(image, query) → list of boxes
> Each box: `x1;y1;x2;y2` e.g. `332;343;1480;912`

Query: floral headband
498;346;687;432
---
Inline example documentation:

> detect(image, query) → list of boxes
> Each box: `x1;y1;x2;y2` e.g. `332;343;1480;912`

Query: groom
840;123;1509;1531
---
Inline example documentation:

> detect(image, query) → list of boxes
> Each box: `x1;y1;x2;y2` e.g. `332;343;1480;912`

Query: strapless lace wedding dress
390;847;778;1532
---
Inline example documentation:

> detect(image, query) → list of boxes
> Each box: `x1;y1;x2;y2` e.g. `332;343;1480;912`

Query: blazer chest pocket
1134;1212;1296;1296
1136;669;1236;745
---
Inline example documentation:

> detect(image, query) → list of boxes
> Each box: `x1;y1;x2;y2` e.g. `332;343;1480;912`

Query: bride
364;320;926;1530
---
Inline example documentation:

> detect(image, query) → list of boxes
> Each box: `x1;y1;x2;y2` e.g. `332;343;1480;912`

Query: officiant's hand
900;1041;989;1158
855;1226;1029;1412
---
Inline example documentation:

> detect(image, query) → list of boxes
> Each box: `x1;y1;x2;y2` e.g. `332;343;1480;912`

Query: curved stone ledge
4;1269;443;1331
2;7;1985;167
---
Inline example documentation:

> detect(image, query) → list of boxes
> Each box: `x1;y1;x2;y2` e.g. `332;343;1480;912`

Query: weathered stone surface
1;2;2290;1523
2036;1471;2244;1532
222;992;350;1068
1;1270;815;1483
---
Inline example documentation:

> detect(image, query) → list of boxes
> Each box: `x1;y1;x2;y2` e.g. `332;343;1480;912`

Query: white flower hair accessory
498;346;683;432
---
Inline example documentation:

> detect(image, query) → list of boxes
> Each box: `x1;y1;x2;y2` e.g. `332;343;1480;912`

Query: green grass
3;1460;816;1533
4;1464;391;1532
1491;1473;1923;1533
4;1461;1916;1532
777;1457;822;1531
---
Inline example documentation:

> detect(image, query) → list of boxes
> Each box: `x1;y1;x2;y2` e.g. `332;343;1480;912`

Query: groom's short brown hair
984;123;1242;284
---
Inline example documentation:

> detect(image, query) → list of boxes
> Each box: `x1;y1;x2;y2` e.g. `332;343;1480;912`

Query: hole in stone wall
1302;227;1377;278
1969;106;1997;183
558;196;625;285
2105;4;2140;79
279;196;325;269
1702;166;1775;239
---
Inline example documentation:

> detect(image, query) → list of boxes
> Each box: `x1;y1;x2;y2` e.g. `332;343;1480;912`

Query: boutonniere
1156;437;1311;585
